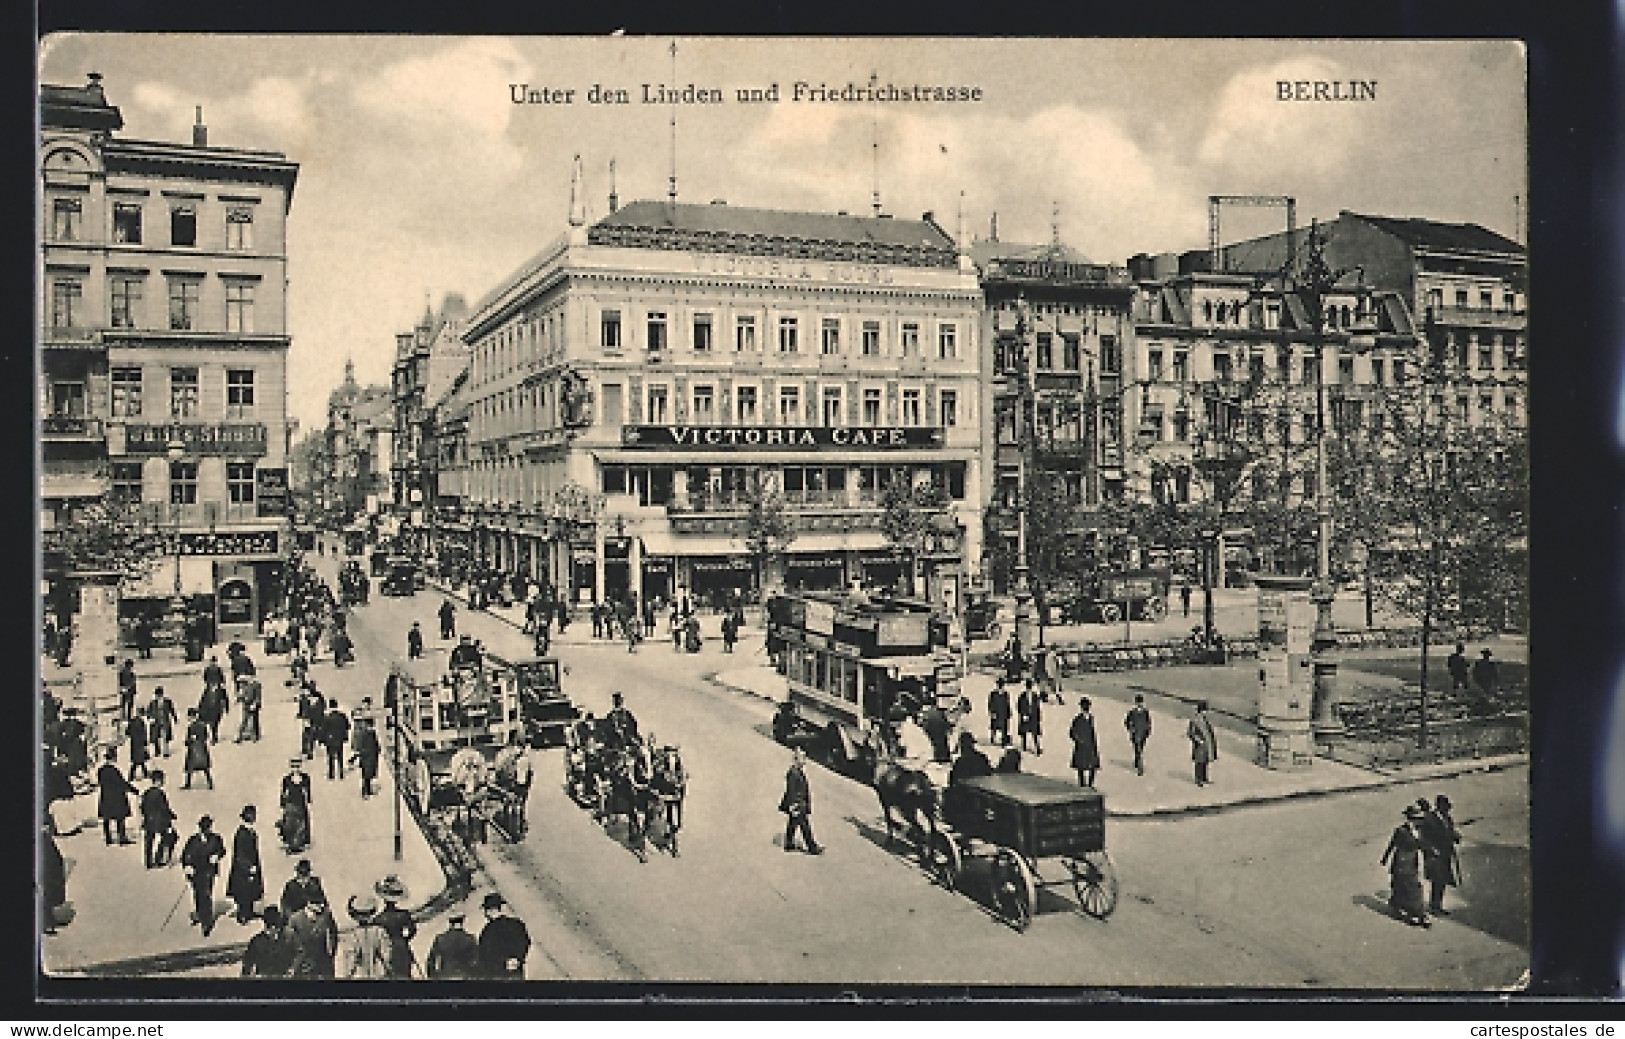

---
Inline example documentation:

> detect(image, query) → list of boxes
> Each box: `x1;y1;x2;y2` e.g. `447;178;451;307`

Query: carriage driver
607;693;640;750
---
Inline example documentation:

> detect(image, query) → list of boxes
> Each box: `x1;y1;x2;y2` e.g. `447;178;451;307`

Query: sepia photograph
36;35;1529;989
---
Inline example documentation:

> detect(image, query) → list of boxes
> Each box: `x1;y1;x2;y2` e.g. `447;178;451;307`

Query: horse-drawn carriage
874;750;1118;932
563;718;686;862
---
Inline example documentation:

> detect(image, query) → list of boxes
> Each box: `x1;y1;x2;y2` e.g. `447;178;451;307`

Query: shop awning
121;557;214;599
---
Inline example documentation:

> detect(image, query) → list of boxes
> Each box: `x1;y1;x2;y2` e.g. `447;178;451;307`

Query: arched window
1203;300;1214;324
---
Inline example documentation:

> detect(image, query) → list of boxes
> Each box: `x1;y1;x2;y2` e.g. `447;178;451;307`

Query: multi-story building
41;73;299;639
320;359;393;519
390;293;470;544
451;189;987;609
971;232;1136;585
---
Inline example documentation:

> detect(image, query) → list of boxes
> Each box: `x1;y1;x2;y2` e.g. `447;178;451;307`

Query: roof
41;81;123;133
1347;213;1523;257
969;239;1092;267
594;200;955;251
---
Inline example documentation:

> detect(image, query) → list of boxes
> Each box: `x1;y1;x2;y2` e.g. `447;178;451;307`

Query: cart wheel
991;849;1038;932
1099;603;1123;625
1068;850;1119;919
985;621;1002;642
922;830;962;891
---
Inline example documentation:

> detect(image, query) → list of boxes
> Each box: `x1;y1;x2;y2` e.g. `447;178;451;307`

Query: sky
38;36;1527;434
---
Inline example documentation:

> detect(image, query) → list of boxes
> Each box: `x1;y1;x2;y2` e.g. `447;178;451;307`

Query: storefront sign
256;467;289;518
642;558;673;575
690;557;752;573
623;425;943;450
786;554;846;570
123;423;268;456
175;530;278;557
217;579;254;624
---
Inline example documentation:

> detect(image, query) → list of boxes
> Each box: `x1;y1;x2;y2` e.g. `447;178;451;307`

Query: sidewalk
43;644;445;976
710;658;1524;819
426;579;763;649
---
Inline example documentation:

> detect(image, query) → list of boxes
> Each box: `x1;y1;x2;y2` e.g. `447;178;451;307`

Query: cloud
1196;57;1370;182
730;102;1204;262
126;74;319;153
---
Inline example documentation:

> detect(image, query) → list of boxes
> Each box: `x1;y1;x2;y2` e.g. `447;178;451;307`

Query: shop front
686;555;755;608
783;552;847;593
641;556;674;605
856;549;910;593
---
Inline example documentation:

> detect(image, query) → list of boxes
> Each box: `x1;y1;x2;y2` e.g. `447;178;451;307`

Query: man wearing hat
95;748;136;846
426;910;480;979
1471;648;1499;713
373;874;417;979
607;692;640;750
287;895;339;977
322;699;351;781
1068;697;1100;788
778;746;824;855
1124;694;1153;777
148;687;178;758
1419;794;1463;915
180;814;227;936
139;771;178;869
476;892;530;979
227;806;265;925
340;893;391;978
182;707;213;789
279;858;328;918
1186;701;1218;787
242;905;296;977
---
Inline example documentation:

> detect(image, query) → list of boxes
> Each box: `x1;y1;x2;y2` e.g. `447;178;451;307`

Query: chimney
192;106;207;147
922;210;934;224
607;158;619;213
86;71;105;100
990;212;999;242
568;154;585;228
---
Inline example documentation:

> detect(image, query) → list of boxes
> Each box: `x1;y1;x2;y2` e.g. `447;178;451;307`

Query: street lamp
165;439;189;649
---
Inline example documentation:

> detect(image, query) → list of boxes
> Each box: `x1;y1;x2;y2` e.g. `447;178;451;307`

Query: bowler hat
1403;805;1425;820
374;874;409;901
348;893;379;919
481;892;505;911
295;858;312;874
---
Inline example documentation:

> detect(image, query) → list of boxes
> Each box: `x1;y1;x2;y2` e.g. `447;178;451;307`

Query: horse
866;727;940;849
647;740;687;852
602;743;653;862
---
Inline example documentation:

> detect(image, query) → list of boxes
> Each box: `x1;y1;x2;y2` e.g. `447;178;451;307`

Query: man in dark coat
1016;679;1043;755
140;771;178;868
96;748;136;845
279;858;327;917
118;659;138;721
1068;697;1101;788
373;874;417;979
126;711;151;782
228;805;265;924
183;708;213;789
1124;694;1153;776
287;897;339;977
1418;794;1463;915
353;720;382;798
242;906;296;977
1187;701;1218;786
607;692;640;749
180;814;227;936
407;621;424;660
779;747;823;854
988;679;1013;747
426;913;480;979
322;699;350;780
298;687;323;760
149;687;178;757
197;678;228;745
135;614;154;660
476;892;530;979
279;759;313;853
1446;643;1470;693
438;599;456;640
202;655;227;697
1471;649;1499;711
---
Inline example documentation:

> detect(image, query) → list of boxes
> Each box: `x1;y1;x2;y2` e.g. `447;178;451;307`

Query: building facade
319;360;393;520
41;74;299;639
447;195;987;609
390;293;470;549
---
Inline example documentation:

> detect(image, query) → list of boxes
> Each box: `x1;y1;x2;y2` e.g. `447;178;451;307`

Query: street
332;551;1529;989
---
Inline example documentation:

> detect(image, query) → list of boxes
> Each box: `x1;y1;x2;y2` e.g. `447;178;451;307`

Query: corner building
458;199;985;609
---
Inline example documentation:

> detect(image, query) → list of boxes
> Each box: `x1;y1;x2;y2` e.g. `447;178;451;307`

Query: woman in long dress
1380;806;1431;926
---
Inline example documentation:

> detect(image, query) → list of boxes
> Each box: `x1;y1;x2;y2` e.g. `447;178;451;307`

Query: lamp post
165;439;189;650
1010;295;1038;654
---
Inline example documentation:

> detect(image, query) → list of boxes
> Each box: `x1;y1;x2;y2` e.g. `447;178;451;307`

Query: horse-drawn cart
925;772;1118;931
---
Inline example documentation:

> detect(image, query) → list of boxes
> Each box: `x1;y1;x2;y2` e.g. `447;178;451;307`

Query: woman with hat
340;892;391;978
373;874;417;979
182;708;213;790
227;805;265;925
1380;804;1432;927
278;758;313;853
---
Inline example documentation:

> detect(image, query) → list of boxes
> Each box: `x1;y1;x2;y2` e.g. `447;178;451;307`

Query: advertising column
1254;574;1316;770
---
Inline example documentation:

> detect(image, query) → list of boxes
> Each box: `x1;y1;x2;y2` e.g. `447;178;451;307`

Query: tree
880;480;951;597
43;499;163;583
743;486;795;596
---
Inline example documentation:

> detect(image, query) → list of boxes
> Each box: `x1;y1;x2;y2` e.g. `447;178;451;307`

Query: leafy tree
743;485;796;596
43;499;163;583
880;480;952;596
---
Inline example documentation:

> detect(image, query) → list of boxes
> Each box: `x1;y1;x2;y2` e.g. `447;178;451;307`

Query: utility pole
1012;294;1038;653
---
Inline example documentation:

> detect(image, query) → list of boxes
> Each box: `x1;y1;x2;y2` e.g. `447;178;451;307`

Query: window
862;388;882;425
736;386;759;423
1101;336;1120;373
1371;358;1385;385
168;278;201;330
692;314;713;352
1454;288;1468;308
1264;302;1281;330
1146;349;1164;382
1480;393;1495;417
646;385;669;424
225;206;254;250
1455;395;1471;423
1479;289;1493;310
1036;333;1053;370
646;312;668;352
169;461;199;505
1172;410;1189;441
170;204;197;247
111;462;143;504
902;388;922;426
110;275;142;328
1427;288;1443;311
226;369;255;418
111;368;143;418
227;462;256;504
1140;406;1164;441
940;390;958;428
1213;352;1233;382
113;203;143;244
1393;360;1408;384
1503;292;1516;311
821;386;842;427
1478;337;1496;371
938;323;958;360
1172;350;1189;383
1203;300;1214;324
52;198;82;241
735;316;757;352
778;317;798;353
1301;356;1317;386
601;383;623;426
821;319;841;355
692;385;715;424
1338;355;1354;385
50;278;83;329
1063;334;1081;372
225;282;255;334
899;322;917;357
779;386;801;425
601;310;622;350
50;381;85;418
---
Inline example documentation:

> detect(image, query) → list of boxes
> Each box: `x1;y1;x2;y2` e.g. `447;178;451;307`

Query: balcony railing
1426;306;1527;329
